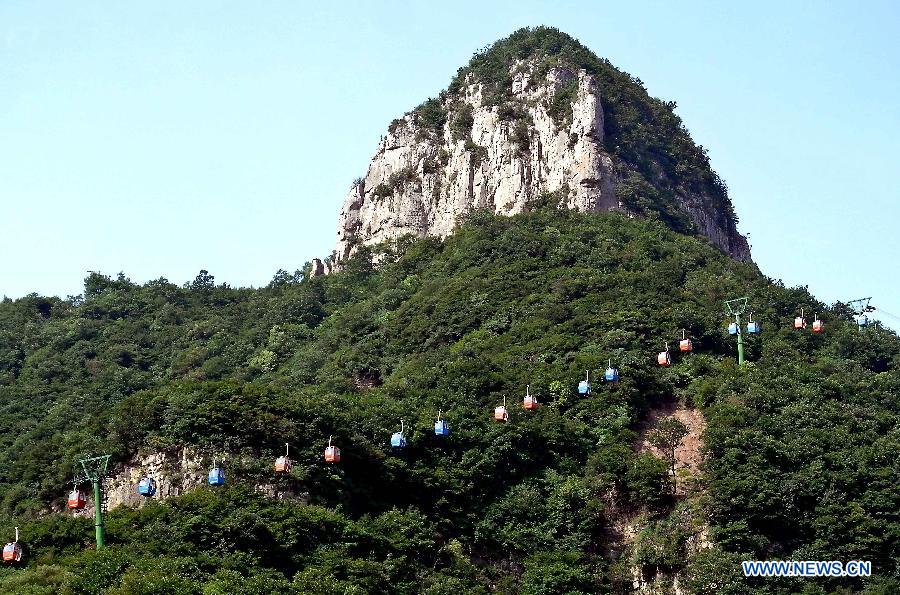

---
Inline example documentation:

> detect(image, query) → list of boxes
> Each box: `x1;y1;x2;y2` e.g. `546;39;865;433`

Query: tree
191;269;215;290
649;417;688;494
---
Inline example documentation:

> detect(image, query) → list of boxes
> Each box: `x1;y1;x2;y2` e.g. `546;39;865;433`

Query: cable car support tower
724;297;750;365
77;455;111;549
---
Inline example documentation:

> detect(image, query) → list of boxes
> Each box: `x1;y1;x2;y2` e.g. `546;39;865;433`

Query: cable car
746;313;761;334
494;397;509;422
324;436;341;463
794;308;807;330
812;314;824;333
728;322;739;335
855;313;870;328
390;420;407;448
578;371;591;395
657;343;671;366
434;411;449;436
274;443;292;474
208;463;225;486
2;529;22;563
604;359;619;382
523;385;538;410
67;488;86;510
679;330;693;353
138;476;157;497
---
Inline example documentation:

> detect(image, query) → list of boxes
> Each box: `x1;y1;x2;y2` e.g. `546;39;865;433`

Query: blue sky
2;2;898;325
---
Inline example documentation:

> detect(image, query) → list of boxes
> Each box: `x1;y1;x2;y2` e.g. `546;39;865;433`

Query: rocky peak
335;27;751;264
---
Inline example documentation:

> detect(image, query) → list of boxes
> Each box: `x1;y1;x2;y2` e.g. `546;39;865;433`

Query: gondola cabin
208;467;225;486
67;489;86;510
2;529;22;563
728;322;739;335
604;367;619;382
747;320;761;334
274;443;292;473
137;477;157;497
812;319;824;333
855;314;870;328
324;445;341;463
2;542;22;563
679;338;693;352
390;432;407;448
657;351;671;366
523;394;538;410
794;316;806;329
493;405;509;422
274;456;292;474
578;371;591;395
434;419;449;436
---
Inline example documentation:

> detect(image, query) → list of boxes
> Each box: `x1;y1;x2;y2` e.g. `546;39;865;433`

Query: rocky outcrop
57;448;305;516
334;57;751;264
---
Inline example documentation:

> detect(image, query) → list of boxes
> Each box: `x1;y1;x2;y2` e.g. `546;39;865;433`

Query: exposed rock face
56;448;305;516
335;59;751;264
309;257;330;278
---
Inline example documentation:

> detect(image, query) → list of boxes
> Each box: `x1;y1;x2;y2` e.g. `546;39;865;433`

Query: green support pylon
78;455;111;549
724;297;750;366
92;479;104;548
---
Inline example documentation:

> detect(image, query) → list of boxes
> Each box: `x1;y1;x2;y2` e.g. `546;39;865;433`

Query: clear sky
2;2;898;325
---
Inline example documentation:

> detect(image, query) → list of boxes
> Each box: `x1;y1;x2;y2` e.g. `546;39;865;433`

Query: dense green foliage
0;208;897;593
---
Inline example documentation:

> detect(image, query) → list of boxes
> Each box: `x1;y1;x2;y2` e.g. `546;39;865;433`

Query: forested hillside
0;207;897;593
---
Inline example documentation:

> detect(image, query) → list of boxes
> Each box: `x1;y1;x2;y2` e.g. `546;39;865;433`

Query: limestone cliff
334;27;751;265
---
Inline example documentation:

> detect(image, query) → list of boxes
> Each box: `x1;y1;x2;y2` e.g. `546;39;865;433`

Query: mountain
336;27;751;265
1;27;898;595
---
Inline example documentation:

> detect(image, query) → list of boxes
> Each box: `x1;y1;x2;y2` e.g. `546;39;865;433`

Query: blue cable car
391;420;407;448
208;465;225;486
728;322;739;335
745;313;760;334
434;411;449;436
855;313;870;328
604;359;619;382
137;476;157;497
578;371;591;395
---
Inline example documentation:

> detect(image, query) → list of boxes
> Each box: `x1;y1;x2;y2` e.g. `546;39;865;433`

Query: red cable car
2;528;22;563
274;443;292;474
657;343;671;366
67;488;86;510
523;385;538;410
679;330;693;353
324;436;341;463
794;308;807;329
494;397;509;422
812;314;824;333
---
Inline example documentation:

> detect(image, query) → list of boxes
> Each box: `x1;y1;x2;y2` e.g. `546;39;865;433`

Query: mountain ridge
334;27;751;266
